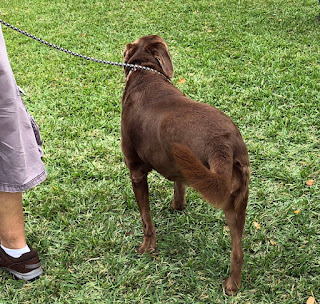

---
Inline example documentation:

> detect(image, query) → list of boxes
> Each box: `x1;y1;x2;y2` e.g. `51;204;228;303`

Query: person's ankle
0;235;27;250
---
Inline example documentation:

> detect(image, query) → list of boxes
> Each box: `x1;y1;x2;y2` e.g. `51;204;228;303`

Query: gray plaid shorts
0;25;46;192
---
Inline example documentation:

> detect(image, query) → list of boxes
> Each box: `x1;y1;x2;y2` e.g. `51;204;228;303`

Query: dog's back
122;74;249;210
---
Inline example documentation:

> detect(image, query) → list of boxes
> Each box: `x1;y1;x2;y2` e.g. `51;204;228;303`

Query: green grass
0;0;319;303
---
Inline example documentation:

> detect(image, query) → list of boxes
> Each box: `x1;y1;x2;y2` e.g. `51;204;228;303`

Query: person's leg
0;191;43;282
0;192;27;249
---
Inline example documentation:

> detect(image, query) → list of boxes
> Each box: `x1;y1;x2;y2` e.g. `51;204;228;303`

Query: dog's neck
126;68;172;84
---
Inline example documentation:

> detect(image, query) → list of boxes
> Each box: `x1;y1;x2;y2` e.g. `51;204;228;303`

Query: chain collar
126;67;172;84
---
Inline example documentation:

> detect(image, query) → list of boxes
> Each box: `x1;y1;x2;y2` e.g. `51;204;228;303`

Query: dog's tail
171;143;231;209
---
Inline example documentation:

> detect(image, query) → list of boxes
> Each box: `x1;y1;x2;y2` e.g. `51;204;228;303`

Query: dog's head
124;35;174;79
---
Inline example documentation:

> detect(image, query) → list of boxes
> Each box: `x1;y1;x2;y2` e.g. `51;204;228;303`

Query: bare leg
0;192;27;249
130;170;156;253
171;181;186;210
223;205;246;295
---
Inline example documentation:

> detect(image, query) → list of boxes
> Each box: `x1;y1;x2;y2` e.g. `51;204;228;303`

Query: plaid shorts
0;25;46;192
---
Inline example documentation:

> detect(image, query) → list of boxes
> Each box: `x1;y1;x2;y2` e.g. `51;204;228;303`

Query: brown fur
171;143;231;208
121;35;250;295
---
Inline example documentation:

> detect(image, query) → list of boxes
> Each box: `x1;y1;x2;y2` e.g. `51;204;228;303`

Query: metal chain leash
0;18;169;79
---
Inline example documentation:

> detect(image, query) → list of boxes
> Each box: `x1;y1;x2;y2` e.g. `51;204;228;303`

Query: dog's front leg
130;170;157;253
171;181;186;210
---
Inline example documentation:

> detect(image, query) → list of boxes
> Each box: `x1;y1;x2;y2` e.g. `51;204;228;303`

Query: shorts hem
0;170;47;193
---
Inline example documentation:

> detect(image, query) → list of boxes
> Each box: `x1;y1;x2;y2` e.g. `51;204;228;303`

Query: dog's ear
151;43;174;78
124;43;135;63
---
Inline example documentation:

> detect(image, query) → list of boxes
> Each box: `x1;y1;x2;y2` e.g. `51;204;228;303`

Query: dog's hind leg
171;181;186;210
130;168;157;254
223;202;246;295
223;164;249;295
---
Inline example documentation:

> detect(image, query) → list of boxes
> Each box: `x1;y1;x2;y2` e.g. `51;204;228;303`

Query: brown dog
121;35;250;295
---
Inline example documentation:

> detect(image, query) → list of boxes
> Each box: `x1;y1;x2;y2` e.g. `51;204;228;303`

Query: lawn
0;0;319;303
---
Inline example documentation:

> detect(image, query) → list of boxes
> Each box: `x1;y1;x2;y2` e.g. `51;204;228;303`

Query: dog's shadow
134;177;232;282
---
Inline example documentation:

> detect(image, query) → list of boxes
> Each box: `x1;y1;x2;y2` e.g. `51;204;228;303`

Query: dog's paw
138;237;157;254
171;200;186;211
223;278;240;296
